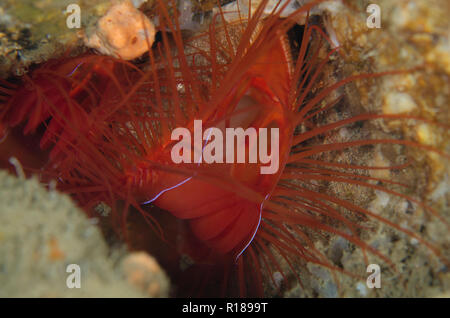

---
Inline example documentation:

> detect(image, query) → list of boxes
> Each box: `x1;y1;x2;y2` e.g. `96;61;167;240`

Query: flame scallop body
0;6;296;263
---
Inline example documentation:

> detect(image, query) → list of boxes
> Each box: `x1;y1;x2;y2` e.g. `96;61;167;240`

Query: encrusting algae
0;169;169;297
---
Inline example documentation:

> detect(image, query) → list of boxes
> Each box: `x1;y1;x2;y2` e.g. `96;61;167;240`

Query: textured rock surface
0;0;117;78
0;0;232;78
282;0;449;297
0;170;169;297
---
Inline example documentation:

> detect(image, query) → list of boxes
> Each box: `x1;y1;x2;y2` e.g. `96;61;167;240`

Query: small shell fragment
82;0;155;60
121;252;169;297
